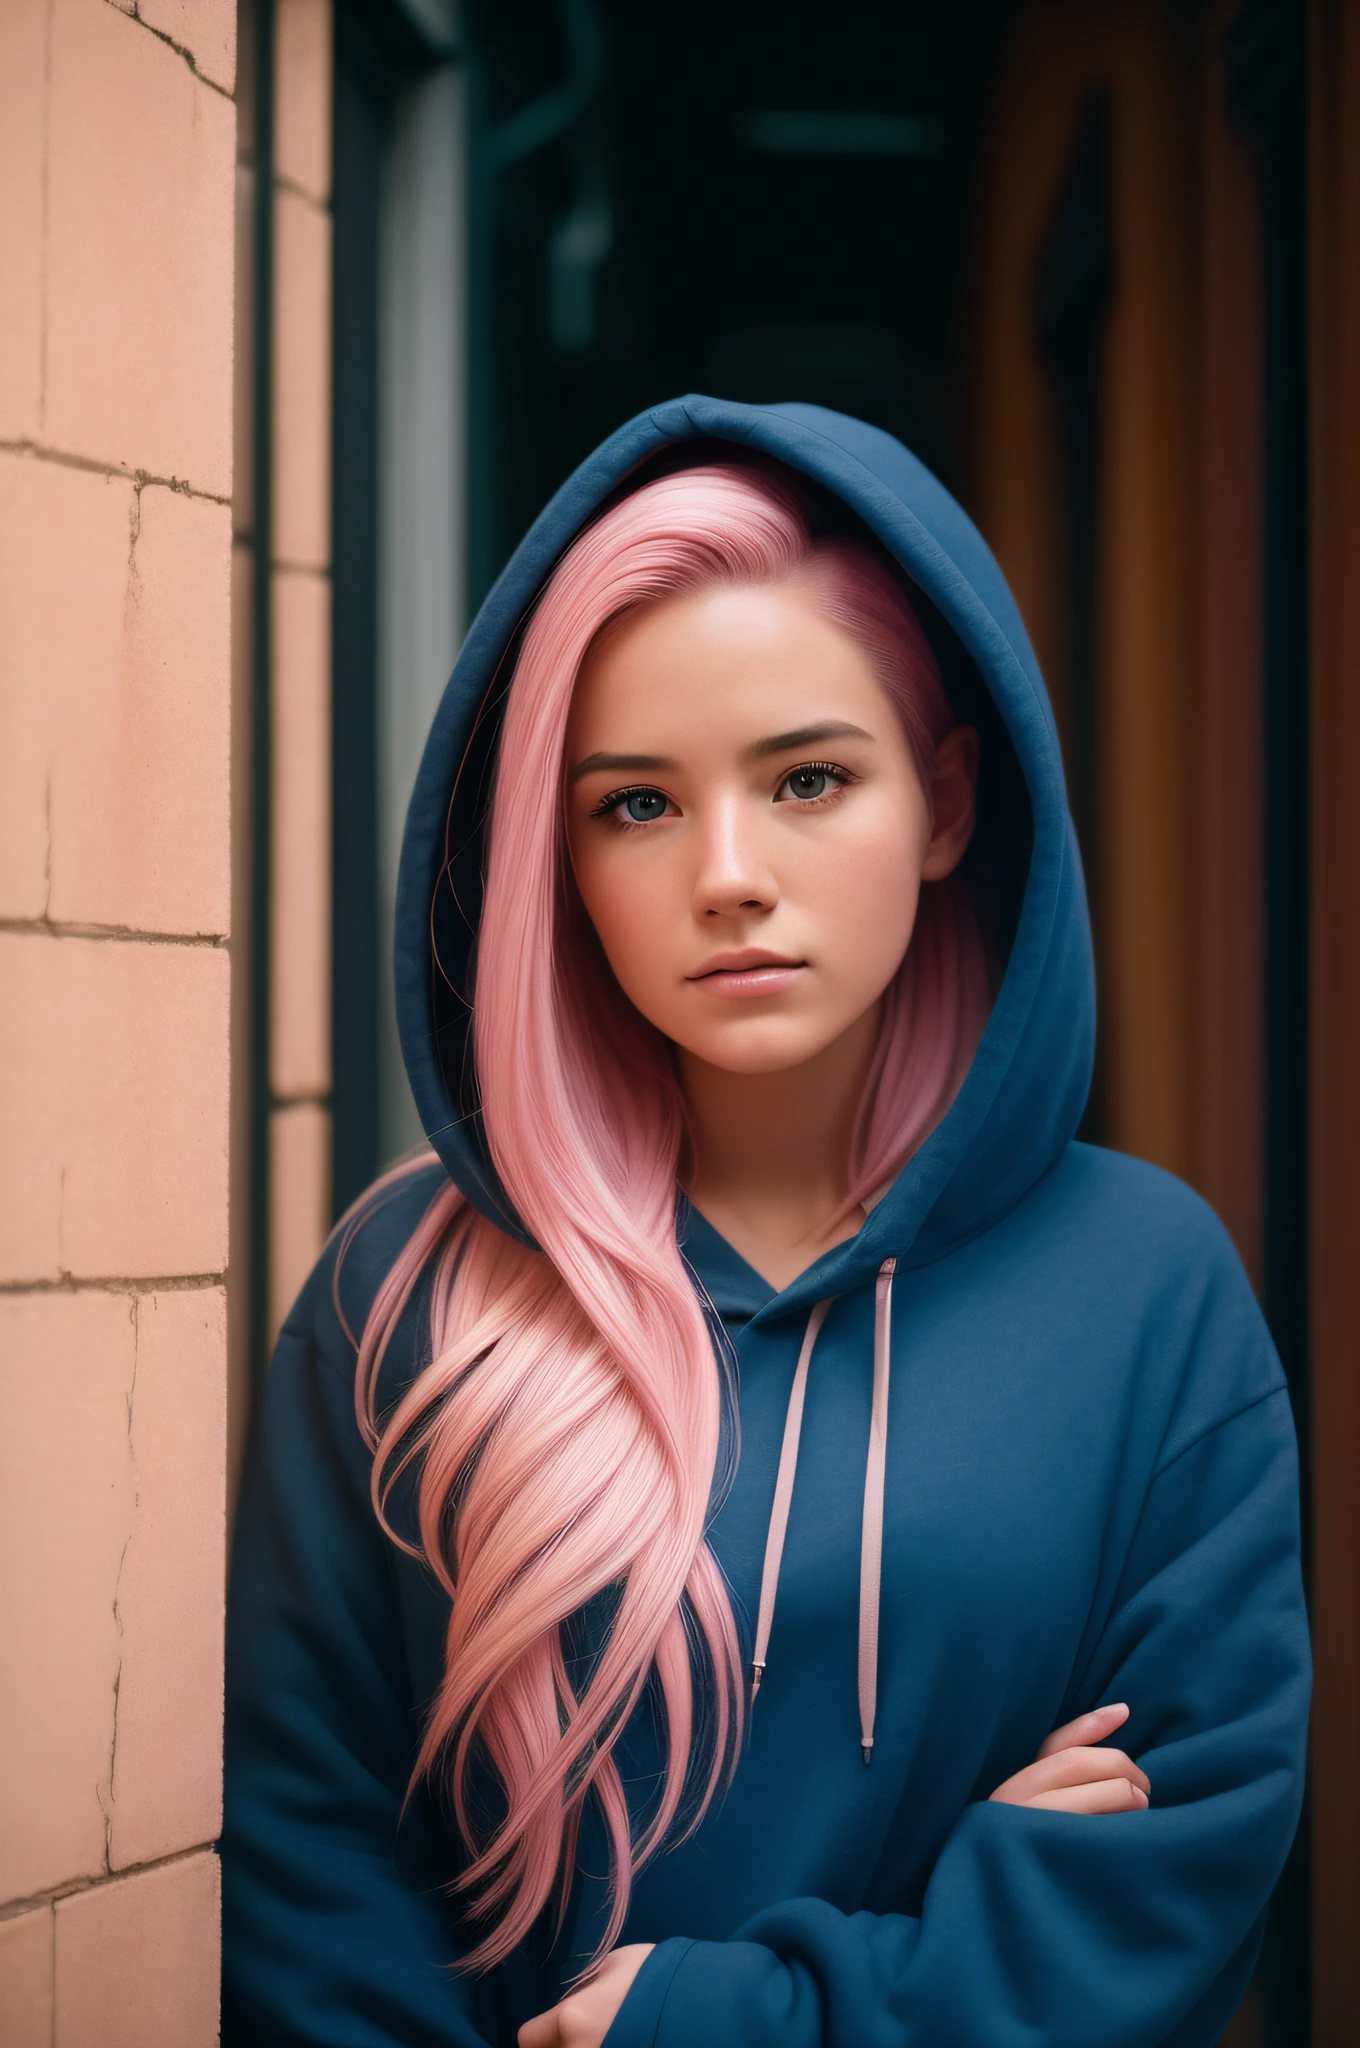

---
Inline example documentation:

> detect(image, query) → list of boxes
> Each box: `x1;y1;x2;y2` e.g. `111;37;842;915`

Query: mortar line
0;1840;220;1921
0;1274;227;1298
0;439;232;506
0;917;229;948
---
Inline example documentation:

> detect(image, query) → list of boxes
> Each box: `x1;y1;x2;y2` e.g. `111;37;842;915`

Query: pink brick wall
0;1;236;2038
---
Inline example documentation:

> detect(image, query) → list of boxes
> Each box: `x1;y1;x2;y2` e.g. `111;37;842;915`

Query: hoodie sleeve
221;1297;493;2048
603;1374;1309;2048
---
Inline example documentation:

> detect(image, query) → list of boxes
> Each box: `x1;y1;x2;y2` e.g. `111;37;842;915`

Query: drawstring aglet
862;1741;873;1767
751;1661;765;1701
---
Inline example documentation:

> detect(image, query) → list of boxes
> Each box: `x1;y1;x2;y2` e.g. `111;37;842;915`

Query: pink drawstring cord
750;1258;897;1764
858;1258;895;1762
751;1298;832;1698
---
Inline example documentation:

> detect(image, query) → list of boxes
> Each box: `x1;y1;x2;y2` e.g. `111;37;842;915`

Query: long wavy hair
349;461;992;1970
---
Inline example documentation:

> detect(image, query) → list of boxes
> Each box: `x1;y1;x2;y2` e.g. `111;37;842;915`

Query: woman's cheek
618;918;679;1020
586;873;686;1023
798;828;922;984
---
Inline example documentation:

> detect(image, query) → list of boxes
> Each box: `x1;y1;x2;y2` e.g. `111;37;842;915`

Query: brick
273;190;332;568
108;1290;227;1871
270;569;332;1097
0;1908;55;2048
54;1851;220;2048
0;1293;137;1900
0;0;45;440
275;0;333;205
0;458;231;935
0;933;229;1282
269;1102;331;1342
0;456;130;921
51;483;231;934
138;0;237;95
45;0;234;497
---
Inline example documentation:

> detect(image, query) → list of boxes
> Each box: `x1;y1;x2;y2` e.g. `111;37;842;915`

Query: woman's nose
691;796;778;918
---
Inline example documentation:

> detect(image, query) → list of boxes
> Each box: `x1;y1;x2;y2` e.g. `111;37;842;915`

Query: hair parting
354;460;992;1971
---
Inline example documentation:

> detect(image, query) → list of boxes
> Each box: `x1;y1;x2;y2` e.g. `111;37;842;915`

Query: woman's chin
673;1020;858;1079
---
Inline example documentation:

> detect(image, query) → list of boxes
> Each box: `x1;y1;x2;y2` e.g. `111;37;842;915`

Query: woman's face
564;580;977;1077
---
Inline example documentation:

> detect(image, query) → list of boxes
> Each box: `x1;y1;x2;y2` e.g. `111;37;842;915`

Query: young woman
222;398;1309;2048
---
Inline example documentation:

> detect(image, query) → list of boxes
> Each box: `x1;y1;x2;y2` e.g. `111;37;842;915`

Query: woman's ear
920;724;979;881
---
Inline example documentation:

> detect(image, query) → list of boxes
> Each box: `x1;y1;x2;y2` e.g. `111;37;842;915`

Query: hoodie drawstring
858;1258;896;1763
750;1258;897;1765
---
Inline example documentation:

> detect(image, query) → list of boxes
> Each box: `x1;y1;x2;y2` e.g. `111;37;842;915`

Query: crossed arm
519;1702;1149;2048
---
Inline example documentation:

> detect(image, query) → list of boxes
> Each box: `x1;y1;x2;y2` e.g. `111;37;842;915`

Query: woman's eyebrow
568;750;675;784
568;722;874;784
748;721;874;758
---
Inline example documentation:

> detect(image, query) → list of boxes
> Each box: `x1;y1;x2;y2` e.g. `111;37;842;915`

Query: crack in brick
125;484;145;649
103;0;235;102
126;1294;139;1444
100;1296;141;1871
101;1660;121;1871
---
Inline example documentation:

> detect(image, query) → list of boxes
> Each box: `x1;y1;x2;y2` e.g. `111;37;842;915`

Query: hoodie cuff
601;1940;695;2048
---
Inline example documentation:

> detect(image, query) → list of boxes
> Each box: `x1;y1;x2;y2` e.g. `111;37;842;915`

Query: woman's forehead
568;582;897;753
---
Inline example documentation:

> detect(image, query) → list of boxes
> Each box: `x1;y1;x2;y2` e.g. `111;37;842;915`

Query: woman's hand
518;1944;655;2048
989;1701;1150;1813
517;1709;1141;2045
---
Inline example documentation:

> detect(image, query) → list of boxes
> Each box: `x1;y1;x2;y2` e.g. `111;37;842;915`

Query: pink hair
352;463;991;1971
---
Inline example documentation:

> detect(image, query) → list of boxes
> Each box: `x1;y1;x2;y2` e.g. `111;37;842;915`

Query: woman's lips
688;954;806;998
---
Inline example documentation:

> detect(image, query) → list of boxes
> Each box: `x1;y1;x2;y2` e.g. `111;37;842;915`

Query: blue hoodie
222;398;1309;2048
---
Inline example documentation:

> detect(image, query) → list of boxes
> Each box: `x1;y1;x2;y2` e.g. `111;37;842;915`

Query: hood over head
395;396;1094;1313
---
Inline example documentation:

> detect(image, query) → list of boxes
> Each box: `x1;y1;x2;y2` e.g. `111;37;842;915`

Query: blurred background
227;6;1352;2040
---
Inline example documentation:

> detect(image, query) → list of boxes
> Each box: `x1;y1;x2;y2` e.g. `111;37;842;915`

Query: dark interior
465;0;1010;604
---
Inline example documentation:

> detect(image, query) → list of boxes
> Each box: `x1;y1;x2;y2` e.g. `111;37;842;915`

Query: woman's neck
678;1003;881;1292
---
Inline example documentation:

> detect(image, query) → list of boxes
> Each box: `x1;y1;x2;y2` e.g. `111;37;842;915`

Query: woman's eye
603;787;670;824
586;783;674;827
779;765;839;803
